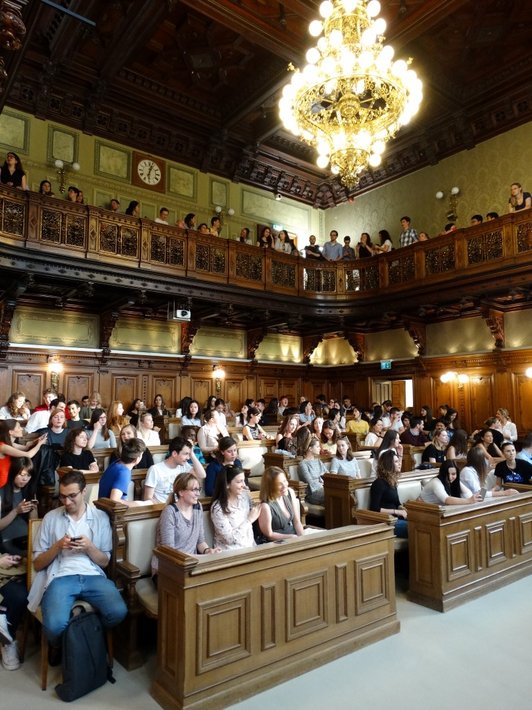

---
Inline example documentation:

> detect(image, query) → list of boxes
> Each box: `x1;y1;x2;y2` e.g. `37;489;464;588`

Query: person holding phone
420;460;481;505
0;457;38;555
210;465;259;550
28;470;127;664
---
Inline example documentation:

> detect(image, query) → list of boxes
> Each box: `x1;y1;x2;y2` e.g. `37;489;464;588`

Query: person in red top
399;417;428;446
33;389;57;413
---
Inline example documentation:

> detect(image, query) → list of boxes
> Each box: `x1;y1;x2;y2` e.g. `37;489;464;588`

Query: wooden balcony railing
1;186;531;300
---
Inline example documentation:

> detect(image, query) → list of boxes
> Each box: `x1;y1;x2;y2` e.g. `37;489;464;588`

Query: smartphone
479;488;487;501
70;536;82;542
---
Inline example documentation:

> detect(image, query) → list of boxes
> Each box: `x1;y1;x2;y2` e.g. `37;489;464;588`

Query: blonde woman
496;408;517;442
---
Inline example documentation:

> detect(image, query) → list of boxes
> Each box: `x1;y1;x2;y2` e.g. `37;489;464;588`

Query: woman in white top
330;436;361;478
210;465;260;550
364;418;384;447
198;411;222;455
0;392;30;421
181;399;201;426
460;445;517;499
496;408;518;442
273;229;294;254
136;411;161;446
374;229;393;254
420;461;479;505
212;398;229;437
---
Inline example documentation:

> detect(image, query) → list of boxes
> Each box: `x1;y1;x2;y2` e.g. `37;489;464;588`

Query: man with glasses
28;470;127;663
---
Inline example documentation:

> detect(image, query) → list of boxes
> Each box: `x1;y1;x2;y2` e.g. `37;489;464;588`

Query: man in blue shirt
98;438;146;505
321;230;343;261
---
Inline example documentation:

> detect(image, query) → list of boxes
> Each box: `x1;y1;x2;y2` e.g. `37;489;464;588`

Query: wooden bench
404;492;532;611
151;524;399;710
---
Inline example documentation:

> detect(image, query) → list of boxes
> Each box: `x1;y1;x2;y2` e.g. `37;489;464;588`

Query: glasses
187;487;201;494
59;490;82;502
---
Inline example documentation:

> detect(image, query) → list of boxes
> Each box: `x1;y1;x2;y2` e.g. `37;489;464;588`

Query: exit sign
380;360;392;370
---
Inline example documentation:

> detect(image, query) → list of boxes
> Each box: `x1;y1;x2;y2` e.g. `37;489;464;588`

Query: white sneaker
0;614;13;645
1;641;20;670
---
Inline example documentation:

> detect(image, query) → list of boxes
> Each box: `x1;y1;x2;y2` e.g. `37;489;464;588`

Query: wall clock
131;151;166;193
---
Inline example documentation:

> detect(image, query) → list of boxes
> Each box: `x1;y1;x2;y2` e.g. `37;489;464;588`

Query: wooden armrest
288;480;307;499
354;509;395;526
116;560;142;581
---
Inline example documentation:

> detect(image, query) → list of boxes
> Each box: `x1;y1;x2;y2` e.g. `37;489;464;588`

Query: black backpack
55;606;115;702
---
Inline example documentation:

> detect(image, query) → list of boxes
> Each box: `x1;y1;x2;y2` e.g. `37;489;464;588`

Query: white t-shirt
144;460;191;503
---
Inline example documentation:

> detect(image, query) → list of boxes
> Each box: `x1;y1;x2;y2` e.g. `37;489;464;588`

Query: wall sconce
47;355;64;391
54;159;80;193
214;205;235;226
440;371;469;386
435;186;460;222
525;367;532;379
213;364;225;393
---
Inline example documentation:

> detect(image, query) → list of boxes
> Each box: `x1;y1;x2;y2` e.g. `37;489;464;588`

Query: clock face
137;158;162;185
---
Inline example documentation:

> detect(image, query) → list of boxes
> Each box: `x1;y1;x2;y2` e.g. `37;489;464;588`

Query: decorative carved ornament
481;306;505;349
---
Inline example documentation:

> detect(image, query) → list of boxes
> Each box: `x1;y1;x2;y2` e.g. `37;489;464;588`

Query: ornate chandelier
278;0;423;188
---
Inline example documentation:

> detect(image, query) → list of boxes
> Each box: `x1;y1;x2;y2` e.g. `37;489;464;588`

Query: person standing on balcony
322;230;343;261
398;216;418;247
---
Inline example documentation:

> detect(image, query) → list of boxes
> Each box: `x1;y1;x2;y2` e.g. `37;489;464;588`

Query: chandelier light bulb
451;186;460;195
435;191;444;199
316;155;330;169
306;47;320;64
72;162;80;172
309;20;323;36
367;0;381;17
319;1;334;19
342;0;357;12
373;18;386;35
54;159;64;169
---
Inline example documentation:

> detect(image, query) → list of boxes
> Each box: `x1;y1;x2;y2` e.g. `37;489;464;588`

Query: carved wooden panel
518;512;532;555
446;530;473;581
285;571;328;641
11;371;45;408
197;592;251;673
111;374;144;407
225;378;244;411
150;377;176;409
63;373;94;403
410;528;433;587
515;374;532;434
354;554;391;615
335;564;348;623
190;377;211;409
485;520;508;567
468;376;494;431
259;378;279;401
260;584;276;651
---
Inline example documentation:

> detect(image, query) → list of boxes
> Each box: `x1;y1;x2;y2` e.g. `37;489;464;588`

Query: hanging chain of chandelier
278;0;423;188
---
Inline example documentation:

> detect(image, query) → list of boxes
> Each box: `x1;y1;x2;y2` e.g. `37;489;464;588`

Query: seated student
276;414;300;456
147;394;170;418
242;407;268;441
460;445;517;498
258;466;305;541
421;428;449;465
320;420;338;455
106;400;129;436
399;416;428;446
59;428;99;475
197;410;223;456
136;411;160;447
420;460;480;506
210;465;260;550
494;442;532;487
297;436;327;505
0;420;47;487
66;400;88;430
143;436;205;504
205;436;240;497
345;406;369;438
80;392;102;421
151;472;221;579
0;551;28;670
97;438;147;506
364;417;385;447
109;424;154;470
181;399;202;426
180;425;205;465
28;470;127;662
445;428;468;461
516;432;532;465
87;409;117;450
330;436;362;478
474;428;504;467
0;392;30;422
369;449;407;538
0;457;38;556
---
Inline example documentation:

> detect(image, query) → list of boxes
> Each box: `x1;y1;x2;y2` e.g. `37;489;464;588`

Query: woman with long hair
0;151;27;189
197;410;223;456
276;415;300;455
181;399;201;426
364;418;384;447
460;445;516;498
446;428;468;460
210;465;259;550
475;429;504;467
372;429;404;475
136;411;161;446
151;472;221;578
39;179;54;196
320;420;338;455
330;436;361;478
420;460;480;505
205;436;241;497
87;408;117;450
356;232;375;258
421;428;449;465
148;394;170;418
59;428;99;474
126;398;144;427
297;436;327;504
258;466;304;541
235;403;249;429
373;229;393;254
258;226;273;248
125;200;140;216
242;407;268;441
107;400;129;435
0;457;38;554
420;405;437;434
496;408;518;442
109;424;154;470
369;449;407;537
0;393;30;422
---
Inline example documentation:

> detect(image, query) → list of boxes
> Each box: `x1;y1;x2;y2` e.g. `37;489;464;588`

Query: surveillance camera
275;193;282;201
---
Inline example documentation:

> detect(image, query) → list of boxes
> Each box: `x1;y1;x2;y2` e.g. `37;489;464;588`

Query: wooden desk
405;493;532;611
151;524;399;710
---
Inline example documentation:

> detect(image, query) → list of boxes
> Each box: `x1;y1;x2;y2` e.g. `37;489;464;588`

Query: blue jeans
394;519;408;538
41;574;127;643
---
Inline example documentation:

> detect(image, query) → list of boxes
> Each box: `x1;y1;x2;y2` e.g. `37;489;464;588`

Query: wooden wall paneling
514;374;532;434
468;375;494;431
391;381;406;410
259;378;279;401
225;378;245;411
190;377;212;409
433;379;455;416
11;370;46;409
307;379;327;403
279;379;298;406
62;372;95;403
150;376;177;410
111;373;145;409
